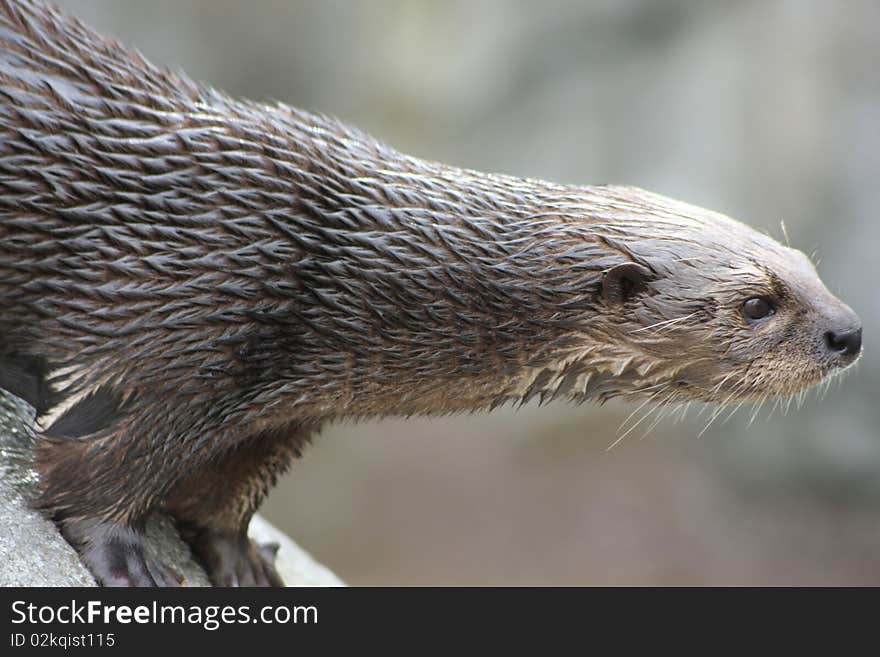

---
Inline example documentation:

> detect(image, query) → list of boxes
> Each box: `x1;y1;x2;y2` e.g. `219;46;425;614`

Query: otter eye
742;297;776;322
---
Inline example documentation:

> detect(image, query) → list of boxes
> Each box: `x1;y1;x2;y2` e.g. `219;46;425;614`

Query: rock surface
0;391;343;587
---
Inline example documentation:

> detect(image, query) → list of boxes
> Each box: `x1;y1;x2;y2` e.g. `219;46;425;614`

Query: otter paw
180;528;284;587
61;519;184;587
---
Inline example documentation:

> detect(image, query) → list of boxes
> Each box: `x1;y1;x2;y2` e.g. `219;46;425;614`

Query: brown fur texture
0;0;861;585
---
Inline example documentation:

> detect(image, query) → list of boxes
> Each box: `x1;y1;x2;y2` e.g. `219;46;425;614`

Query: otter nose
824;326;862;358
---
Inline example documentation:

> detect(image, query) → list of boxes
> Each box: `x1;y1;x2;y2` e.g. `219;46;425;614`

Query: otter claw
180;528;284;587
61;519;183;587
258;541;280;562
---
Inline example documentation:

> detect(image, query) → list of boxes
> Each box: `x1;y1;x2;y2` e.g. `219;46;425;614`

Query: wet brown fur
0;0;861;585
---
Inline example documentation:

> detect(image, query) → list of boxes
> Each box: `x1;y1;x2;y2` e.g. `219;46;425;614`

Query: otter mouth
680;350;861;408
606;352;861;449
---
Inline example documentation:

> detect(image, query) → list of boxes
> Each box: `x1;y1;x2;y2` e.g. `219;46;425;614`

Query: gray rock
0;390;343;587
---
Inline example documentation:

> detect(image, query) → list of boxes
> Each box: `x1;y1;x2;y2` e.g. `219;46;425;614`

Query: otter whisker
674;401;692;425
699;387;743;437
748;395;768;427
818;377;832;401
640;393;677;439
722;400;746;425
710;371;739;397
698;407;724;437
617;381;669;431
617;393;658;434
769;398;779;420
639;406;665;440
630;313;698;334
607;388;668;451
720;379;752;425
630;381;671;395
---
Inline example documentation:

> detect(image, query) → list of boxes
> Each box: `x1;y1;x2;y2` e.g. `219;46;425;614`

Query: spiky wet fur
0;0;861;585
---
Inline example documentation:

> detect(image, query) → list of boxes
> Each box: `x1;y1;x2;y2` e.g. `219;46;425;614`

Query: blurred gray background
54;0;879;585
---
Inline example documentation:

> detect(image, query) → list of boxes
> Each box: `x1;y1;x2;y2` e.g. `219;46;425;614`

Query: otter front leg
34;433;185;587
176;524;283;587
164;425;311;587
60;517;183;587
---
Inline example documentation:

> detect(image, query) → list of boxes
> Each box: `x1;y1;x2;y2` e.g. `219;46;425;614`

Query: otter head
577;187;862;406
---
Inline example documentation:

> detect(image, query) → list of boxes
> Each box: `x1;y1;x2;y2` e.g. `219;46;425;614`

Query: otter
0;0;862;587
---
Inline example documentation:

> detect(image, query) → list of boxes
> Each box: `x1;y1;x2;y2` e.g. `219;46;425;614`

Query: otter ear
601;263;652;305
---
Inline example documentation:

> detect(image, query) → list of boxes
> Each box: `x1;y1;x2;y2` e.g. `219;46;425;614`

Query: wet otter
0;0;862;586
